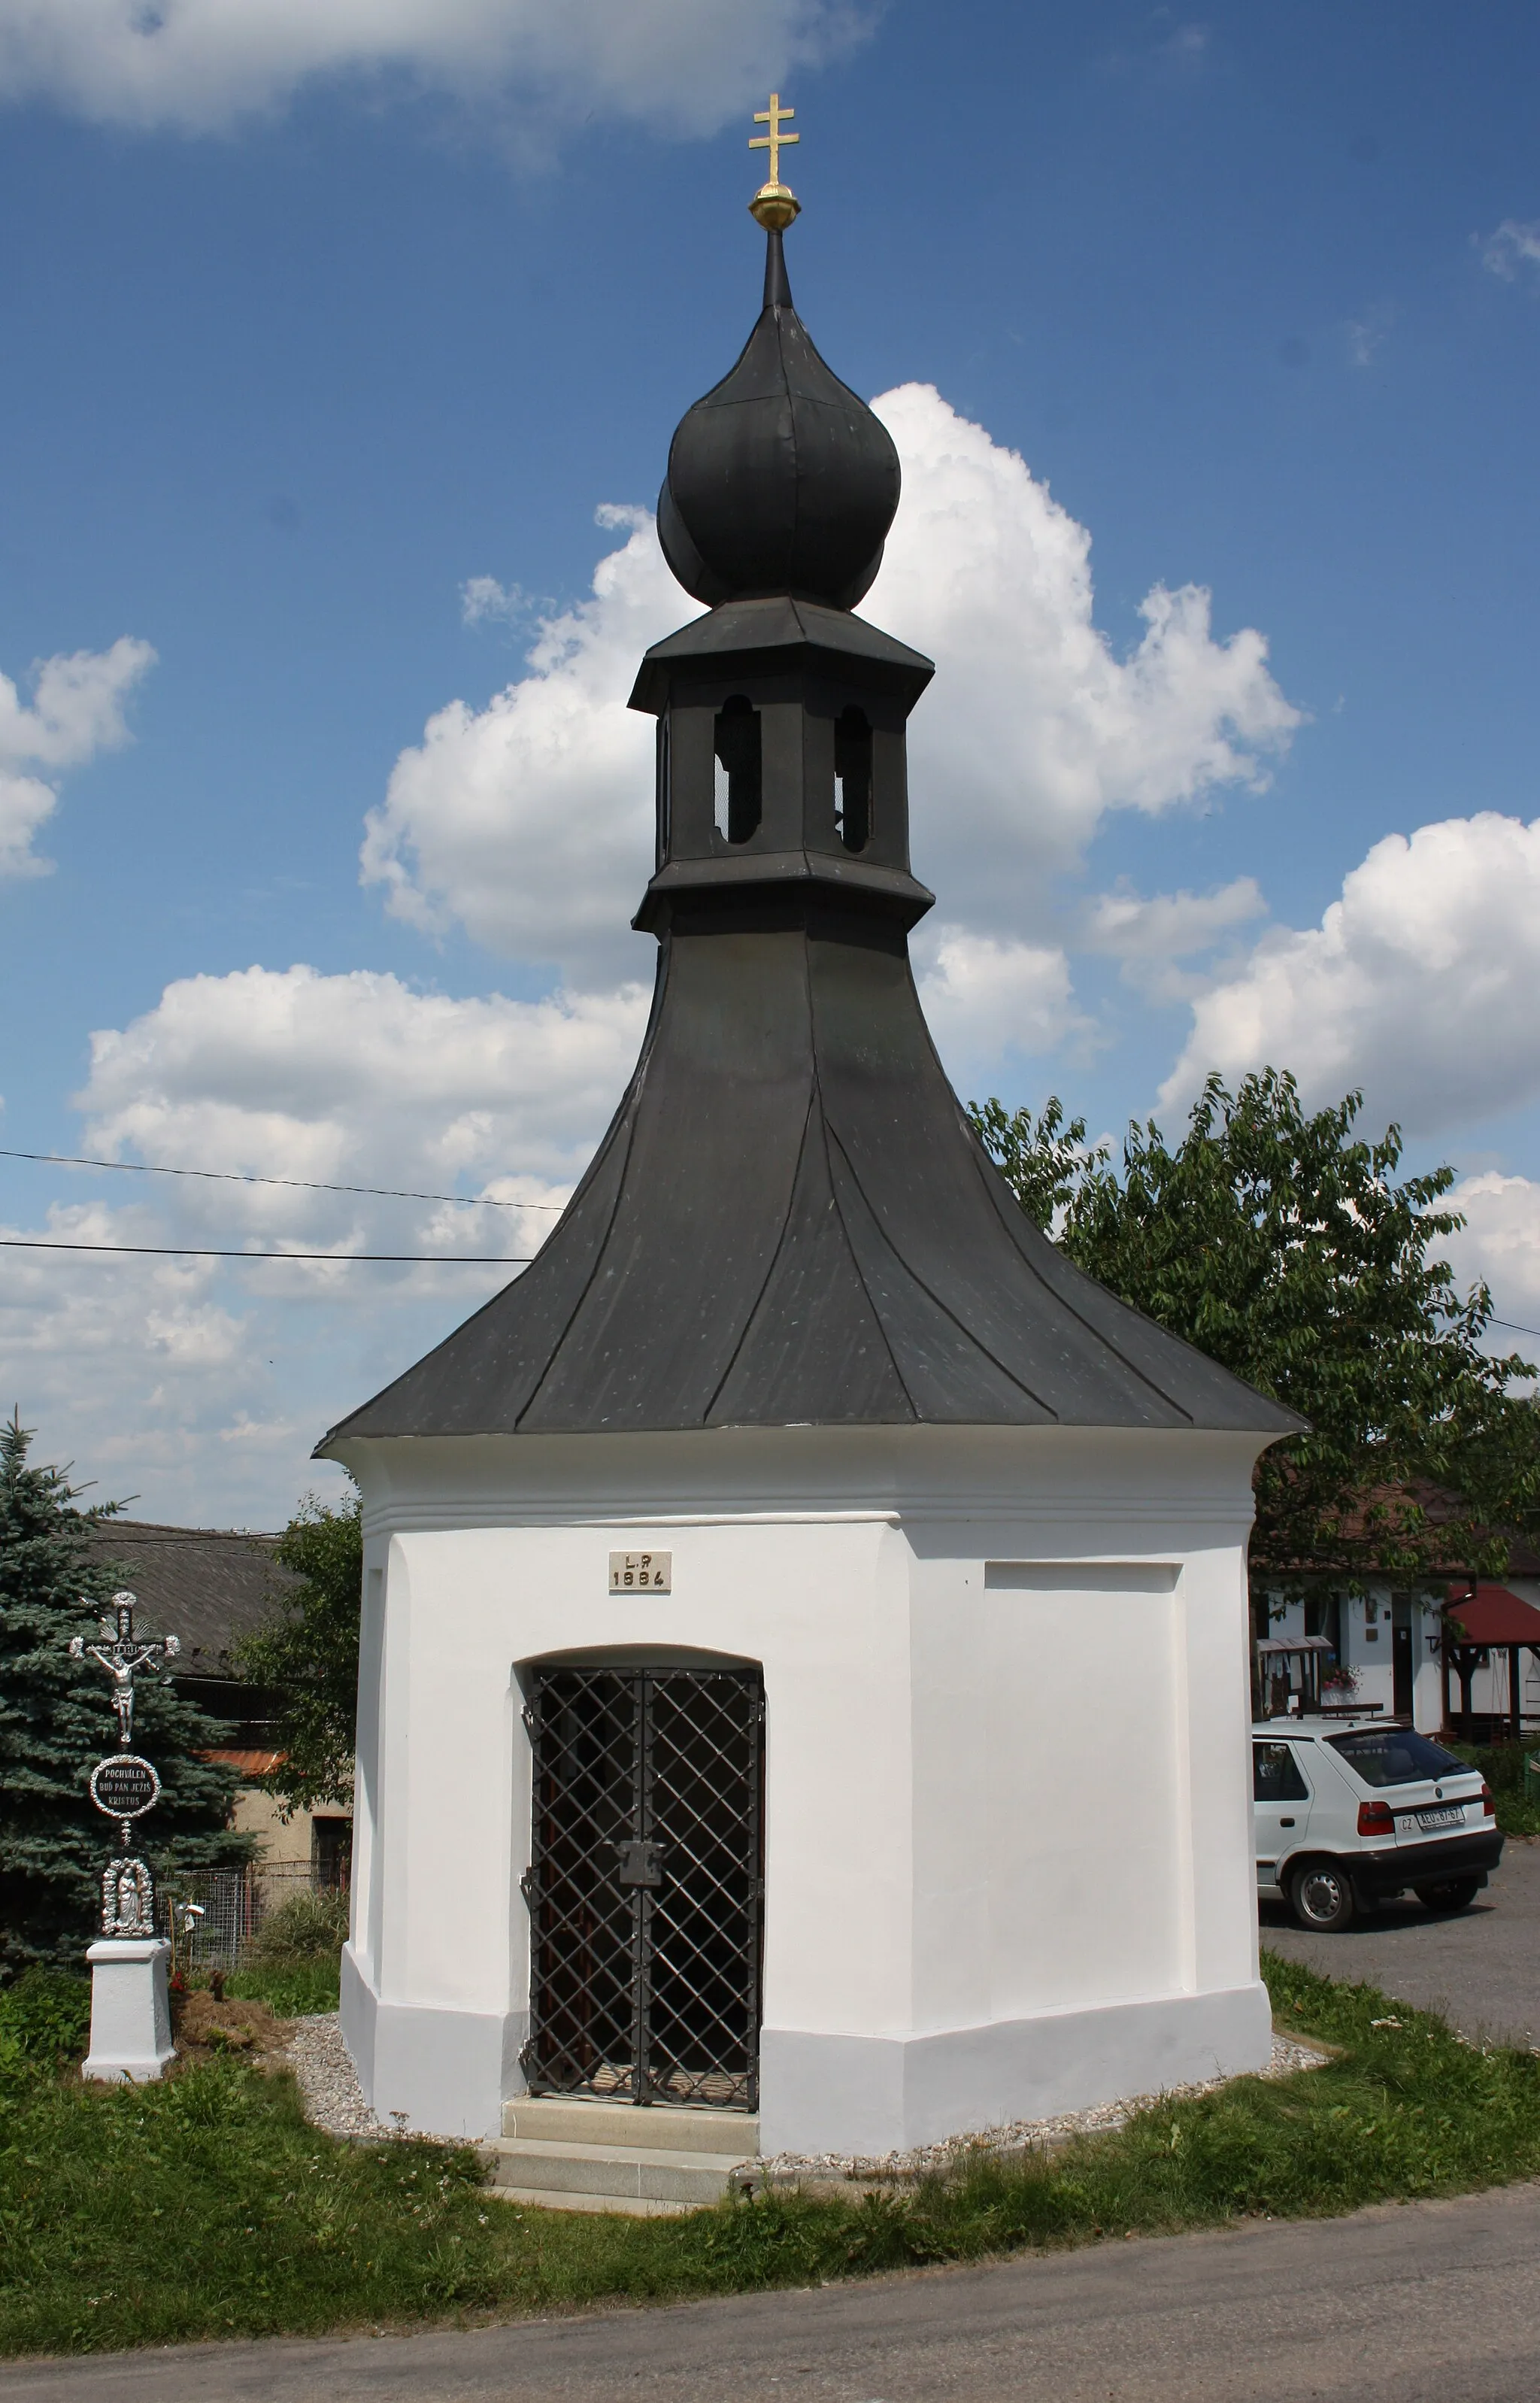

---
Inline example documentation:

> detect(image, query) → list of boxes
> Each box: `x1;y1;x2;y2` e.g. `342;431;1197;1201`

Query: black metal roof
317;223;1299;1456
629;593;932;711
320;889;1298;1443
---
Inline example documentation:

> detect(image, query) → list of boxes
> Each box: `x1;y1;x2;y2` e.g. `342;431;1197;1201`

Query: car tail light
1481;1783;1495;1818
1357;1799;1395;1836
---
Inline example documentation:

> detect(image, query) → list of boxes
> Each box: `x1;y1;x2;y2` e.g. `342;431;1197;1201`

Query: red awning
1444;1584;1540;1645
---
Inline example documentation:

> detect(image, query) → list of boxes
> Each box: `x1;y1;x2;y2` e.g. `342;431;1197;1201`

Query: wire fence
156;1858;348;1976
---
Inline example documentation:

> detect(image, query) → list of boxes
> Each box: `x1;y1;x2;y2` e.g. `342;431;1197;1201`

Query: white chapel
317;138;1299;2183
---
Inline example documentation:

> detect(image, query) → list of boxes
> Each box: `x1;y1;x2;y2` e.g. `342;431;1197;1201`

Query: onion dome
657;227;901;612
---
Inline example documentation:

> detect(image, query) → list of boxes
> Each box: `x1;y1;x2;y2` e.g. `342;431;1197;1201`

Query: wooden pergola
1441;1582;1540;1744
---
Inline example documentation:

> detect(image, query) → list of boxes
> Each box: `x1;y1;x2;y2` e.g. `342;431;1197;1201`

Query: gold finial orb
750;184;800;232
748;90;800;229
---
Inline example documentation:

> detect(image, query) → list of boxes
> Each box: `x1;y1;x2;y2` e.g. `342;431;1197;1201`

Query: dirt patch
172;1989;283;2061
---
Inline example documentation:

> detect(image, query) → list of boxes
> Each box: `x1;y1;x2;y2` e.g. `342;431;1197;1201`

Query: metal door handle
1280;1817;1296;1827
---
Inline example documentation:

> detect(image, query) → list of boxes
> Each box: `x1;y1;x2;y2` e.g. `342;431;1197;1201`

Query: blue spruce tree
0;1409;250;1977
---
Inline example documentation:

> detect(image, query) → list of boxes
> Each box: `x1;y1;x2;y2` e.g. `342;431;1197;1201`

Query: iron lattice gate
520;1665;764;2110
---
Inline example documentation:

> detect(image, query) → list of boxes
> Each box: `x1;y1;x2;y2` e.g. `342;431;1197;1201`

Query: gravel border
279;2013;474;2145
748;2031;1330;2188
280;2012;392;2141
278;2016;1329;2174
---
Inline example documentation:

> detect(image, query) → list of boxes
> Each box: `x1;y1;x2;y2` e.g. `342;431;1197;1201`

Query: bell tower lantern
632;219;935;936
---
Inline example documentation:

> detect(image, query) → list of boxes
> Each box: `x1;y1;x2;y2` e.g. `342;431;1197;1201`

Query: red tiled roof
202;1747;284;1777
1444;1585;1540;1646
1314;1482;1540;1579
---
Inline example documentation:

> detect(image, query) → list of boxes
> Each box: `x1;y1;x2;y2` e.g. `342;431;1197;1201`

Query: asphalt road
1263;1831;1540;2048
8;2181;1540;2403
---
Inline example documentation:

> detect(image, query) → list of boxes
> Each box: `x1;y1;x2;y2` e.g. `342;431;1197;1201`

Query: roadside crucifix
68;1591;179;1931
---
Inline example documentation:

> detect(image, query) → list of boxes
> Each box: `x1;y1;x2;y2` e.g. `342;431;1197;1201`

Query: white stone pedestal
83;1937;174;2082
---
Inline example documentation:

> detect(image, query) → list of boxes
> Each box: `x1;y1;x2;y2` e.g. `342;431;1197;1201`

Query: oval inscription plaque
89;1754;161;1819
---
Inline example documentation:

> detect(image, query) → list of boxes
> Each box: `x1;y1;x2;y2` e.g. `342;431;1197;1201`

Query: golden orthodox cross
750;93;798;187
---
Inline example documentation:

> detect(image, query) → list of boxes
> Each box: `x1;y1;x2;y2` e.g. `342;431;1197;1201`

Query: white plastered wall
335;1424;1272;2151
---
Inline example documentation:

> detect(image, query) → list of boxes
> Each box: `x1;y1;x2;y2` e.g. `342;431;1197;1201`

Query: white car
1254;1717;1503;1931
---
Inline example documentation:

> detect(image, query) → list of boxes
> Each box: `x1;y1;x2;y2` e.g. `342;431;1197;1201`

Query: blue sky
2;1;1538;1525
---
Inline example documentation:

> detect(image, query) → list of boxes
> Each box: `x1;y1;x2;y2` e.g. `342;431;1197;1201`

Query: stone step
501;2094;759;2156
489;2186;696;2219
483;2135;753;2208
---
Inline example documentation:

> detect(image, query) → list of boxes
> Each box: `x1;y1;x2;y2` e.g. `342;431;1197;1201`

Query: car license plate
1416;1806;1463;1831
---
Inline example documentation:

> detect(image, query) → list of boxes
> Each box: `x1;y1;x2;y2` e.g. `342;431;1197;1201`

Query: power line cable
4;1167;1535;1321
0;1146;565;1212
0;1237;530;1263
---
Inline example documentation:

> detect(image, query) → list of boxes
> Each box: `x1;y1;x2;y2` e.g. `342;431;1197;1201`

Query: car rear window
1326;1729;1469;1787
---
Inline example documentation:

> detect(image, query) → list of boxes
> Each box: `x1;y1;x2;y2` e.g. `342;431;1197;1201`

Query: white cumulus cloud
0;636;156;880
916;930;1087;1082
0;1204;262;1506
1160;813;1540;1135
2;963;650;1522
365;389;1299;988
461;575;529;628
1083;876;1267;1005
865;386;1300;936
0;0;862;136
0;772;57;883
80;961;649;1230
1441;1173;1540;1326
362;508;675;987
1085;877;1266;960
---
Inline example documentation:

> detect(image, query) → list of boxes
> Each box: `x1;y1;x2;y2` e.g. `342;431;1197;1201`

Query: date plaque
609;1551;671;1592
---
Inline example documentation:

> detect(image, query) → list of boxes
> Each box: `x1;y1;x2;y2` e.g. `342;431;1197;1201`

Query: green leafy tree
970;1070;1540;1591
0;1411;248;1977
235;1489;362;1816
968;1095;1110;1232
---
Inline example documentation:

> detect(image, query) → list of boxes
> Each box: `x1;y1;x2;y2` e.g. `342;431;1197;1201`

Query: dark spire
315;127;1302;1459
656;227;901;613
762;224;793;309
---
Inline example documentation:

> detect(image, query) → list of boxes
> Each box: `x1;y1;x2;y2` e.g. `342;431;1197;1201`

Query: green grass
1445;1741;1540;1838
3;1950;1539;2359
179;1893;347;2016
223;1959;341;2016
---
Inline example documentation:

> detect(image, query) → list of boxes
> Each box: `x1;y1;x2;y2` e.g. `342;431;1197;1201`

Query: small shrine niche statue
65;1589;180;2082
102;1856;156;1939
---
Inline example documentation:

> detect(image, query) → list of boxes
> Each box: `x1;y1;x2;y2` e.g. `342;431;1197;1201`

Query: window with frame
1253;1741;1311;1802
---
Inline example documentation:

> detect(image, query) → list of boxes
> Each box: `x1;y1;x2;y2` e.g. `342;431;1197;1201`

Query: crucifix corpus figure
68;1591;180;1749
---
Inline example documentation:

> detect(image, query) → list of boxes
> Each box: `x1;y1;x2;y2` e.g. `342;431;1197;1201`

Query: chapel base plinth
83;1936;174;2083
758;1981;1275;2159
